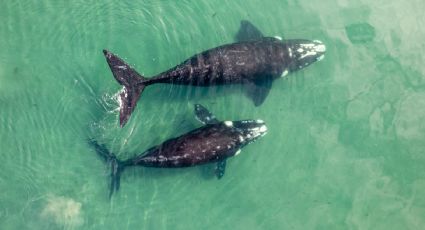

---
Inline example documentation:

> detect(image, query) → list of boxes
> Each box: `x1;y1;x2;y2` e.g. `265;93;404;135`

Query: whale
103;20;326;127
89;104;267;197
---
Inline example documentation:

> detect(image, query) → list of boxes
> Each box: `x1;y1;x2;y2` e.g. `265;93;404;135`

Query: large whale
89;104;267;197
103;20;326;127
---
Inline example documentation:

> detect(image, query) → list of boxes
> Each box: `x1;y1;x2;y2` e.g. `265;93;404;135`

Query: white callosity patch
317;54;325;61
288;47;293;58
235;149;241;156
245;124;268;142
224;121;233;127
297;41;326;60
299;50;318;59
235;120;267;144
274;35;283;40
40;195;83;228
280;69;289;78
314;41;326;52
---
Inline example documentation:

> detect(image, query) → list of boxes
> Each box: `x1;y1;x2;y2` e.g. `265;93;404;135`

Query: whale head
284;39;326;72
223;119;267;146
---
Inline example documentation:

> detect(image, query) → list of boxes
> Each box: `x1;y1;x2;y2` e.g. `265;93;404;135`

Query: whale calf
89;104;267;197
103;20;326;127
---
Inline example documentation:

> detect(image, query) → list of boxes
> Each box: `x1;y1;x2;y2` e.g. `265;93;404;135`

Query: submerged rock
40;194;83;228
345;23;376;44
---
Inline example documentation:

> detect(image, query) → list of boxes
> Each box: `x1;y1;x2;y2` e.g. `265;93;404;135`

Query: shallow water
1;0;425;229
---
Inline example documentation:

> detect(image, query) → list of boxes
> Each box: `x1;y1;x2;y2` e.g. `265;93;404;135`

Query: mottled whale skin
89;104;267;197
103;20;326;127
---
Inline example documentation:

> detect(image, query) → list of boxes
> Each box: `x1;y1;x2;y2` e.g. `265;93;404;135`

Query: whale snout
231;120;268;144
285;39;326;72
255;119;268;136
313;40;326;57
313;40;326;52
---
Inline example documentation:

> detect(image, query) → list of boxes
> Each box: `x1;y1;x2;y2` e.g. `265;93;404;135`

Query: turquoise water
1;0;425;229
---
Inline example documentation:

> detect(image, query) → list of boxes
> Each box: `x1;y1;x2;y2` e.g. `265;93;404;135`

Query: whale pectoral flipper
235;20;264;42
215;160;227;179
244;77;273;106
194;104;219;124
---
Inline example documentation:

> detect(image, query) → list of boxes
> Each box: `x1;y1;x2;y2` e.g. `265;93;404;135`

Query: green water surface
1;0;425;229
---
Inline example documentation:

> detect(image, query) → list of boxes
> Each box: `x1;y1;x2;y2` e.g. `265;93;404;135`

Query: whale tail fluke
88;139;126;198
103;50;148;127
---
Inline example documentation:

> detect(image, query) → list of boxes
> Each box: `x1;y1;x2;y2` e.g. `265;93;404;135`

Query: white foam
235;149;241;156
116;87;127;112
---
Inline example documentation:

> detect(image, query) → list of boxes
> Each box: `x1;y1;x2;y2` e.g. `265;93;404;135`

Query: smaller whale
89;104;267;197
103;20;326;127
